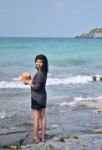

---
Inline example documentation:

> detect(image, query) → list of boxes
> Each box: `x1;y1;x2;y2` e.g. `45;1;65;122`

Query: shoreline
0;99;102;149
0;129;102;150
80;99;102;113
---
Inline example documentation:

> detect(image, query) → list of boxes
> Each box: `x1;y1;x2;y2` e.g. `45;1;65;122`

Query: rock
0;129;102;150
53;135;70;142
45;144;61;150
92;76;97;81
76;28;102;39
16;123;33;129
20;144;32;149
0;132;29;149
80;99;102;113
91;129;102;134
73;136;80;139
6;145;17;149
99;77;102;82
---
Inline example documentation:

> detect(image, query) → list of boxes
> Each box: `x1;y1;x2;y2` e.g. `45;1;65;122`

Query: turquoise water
0;37;102;91
0;38;102;76
0;37;102;121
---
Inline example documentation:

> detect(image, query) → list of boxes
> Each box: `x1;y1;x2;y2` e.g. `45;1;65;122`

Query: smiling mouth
36;64;40;69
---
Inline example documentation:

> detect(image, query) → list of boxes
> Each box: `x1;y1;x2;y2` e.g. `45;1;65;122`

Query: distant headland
76;28;102;39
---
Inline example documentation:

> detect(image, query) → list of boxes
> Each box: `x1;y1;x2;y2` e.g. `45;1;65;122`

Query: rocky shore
0;101;102;150
0;99;102;150
0;129;102;150
76;28;102;38
80;99;102;113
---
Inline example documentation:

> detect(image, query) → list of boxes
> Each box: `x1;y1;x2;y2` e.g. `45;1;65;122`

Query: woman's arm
26;72;44;91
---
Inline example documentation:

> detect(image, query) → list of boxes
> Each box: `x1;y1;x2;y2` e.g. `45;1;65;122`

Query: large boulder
76;28;102;38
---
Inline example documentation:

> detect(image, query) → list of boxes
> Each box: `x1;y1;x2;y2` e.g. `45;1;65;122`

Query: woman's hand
24;80;32;86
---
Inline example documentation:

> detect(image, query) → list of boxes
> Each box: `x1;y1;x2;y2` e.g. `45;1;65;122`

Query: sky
0;0;102;37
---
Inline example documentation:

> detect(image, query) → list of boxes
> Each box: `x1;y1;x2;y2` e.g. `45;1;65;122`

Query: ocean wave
0;110;17;119
47;75;92;85
0;81;29;89
0;111;6;119
0;75;94;89
59;96;102;107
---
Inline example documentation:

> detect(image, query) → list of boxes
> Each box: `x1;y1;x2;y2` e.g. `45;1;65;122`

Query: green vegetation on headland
76;28;102;38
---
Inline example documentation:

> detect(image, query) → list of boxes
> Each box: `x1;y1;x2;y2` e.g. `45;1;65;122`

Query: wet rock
1;144;32;150
53;135;70;142
16;123;33;129
73;136;80;139
92;76;97;81
53;135;80;143
42;144;61;150
0;132;29;149
91;129;102;134
2;145;17;149
99;77;102;82
0;130;102;150
92;75;102;82
19;144;32;149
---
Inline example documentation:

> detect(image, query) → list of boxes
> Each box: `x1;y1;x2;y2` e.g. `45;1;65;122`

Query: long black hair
35;54;48;76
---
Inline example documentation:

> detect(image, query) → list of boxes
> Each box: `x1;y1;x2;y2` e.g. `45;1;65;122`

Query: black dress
31;70;47;110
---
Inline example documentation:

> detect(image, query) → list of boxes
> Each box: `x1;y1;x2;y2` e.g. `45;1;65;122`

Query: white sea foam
0;75;94;89
47;75;92;86
0;110;18;119
59;96;102;107
0;111;6;119
59;99;82;107
0;81;29;89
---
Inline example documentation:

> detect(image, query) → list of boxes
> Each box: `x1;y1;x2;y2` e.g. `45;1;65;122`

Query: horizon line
0;36;75;38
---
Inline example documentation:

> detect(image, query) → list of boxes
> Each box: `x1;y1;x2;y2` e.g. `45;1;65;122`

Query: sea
0;37;102;135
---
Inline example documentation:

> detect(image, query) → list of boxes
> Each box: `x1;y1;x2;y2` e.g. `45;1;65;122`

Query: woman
26;54;48;143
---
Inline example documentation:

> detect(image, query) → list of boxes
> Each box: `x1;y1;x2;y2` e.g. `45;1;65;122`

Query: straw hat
19;72;32;84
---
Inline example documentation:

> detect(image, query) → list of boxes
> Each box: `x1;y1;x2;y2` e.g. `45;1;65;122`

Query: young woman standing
26;54;48;143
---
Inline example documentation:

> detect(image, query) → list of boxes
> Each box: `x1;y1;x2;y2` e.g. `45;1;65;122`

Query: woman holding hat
25;54;48;143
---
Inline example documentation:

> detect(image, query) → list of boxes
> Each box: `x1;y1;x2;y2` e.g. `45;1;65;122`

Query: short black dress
31;70;47;110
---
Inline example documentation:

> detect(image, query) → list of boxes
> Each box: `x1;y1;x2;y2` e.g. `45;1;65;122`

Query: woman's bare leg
40;109;46;139
32;109;40;139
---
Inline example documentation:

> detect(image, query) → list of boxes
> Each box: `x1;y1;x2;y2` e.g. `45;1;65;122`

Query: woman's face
35;59;44;70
